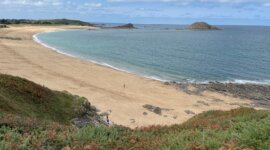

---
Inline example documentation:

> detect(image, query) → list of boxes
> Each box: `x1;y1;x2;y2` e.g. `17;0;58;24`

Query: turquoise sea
35;25;270;84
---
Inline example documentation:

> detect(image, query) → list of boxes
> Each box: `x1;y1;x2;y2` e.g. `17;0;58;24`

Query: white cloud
81;3;102;8
0;0;62;6
264;2;270;6
76;2;103;11
200;0;270;3
108;0;270;5
107;0;179;2
0;0;103;11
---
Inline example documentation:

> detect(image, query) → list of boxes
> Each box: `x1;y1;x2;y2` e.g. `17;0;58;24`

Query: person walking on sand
123;84;126;89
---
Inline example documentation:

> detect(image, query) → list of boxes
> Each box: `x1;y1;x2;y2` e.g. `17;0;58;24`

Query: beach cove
0;25;267;128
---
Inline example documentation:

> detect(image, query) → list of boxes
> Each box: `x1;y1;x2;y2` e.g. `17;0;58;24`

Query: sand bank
0;25;264;128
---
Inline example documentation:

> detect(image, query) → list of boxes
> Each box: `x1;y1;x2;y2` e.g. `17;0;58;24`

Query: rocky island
187;22;220;30
112;23;136;29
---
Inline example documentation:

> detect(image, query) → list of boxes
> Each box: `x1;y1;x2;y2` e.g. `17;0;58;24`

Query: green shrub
0;141;8;150
233;114;270;149
74;125;121;144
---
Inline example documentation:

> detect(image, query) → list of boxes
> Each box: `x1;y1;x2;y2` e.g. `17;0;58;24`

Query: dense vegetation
0;74;84;124
0;74;269;149
0;19;93;26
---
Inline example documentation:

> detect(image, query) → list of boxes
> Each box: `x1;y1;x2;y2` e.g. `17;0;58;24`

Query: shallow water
35;25;270;84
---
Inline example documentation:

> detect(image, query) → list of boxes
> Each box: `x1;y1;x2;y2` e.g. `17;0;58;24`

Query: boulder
143;104;162;115
72;99;109;128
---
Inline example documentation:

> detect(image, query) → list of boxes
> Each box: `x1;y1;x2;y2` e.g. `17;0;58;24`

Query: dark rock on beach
200;82;270;101
72;99;109;128
197;100;209;106
166;81;270;108
185;110;196;115
187;22;220;30
143;104;162;115
143;112;148;115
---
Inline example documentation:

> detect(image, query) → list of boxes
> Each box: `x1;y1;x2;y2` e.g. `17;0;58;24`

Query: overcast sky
0;0;270;25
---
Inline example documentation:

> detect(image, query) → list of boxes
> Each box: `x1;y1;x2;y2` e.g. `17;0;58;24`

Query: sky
0;0;270;25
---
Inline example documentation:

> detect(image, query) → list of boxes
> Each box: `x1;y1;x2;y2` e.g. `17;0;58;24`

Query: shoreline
33;31;83;60
0;25;269;128
33;30;171;83
33;30;270;85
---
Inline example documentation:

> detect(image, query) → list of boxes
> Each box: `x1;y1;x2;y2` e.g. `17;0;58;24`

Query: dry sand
0;25;261;128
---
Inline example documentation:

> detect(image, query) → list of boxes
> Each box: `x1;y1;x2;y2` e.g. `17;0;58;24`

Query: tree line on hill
0;19;94;26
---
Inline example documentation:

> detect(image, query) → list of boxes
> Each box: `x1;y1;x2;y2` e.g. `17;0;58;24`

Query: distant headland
187;22;220;30
0;19;95;26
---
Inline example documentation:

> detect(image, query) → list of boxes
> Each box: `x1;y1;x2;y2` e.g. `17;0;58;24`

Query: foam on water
33;30;77;58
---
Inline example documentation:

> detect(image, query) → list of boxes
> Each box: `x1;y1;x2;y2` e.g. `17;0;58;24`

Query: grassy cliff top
0;74;84;124
0;74;269;149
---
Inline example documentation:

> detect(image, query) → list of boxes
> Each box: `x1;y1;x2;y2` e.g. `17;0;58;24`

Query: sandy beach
0;25;263;128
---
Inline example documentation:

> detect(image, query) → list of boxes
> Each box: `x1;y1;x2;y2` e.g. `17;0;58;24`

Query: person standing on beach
106;114;109;124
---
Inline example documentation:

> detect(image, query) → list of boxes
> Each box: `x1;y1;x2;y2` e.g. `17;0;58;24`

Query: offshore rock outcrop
112;23;136;29
187;22;220;30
